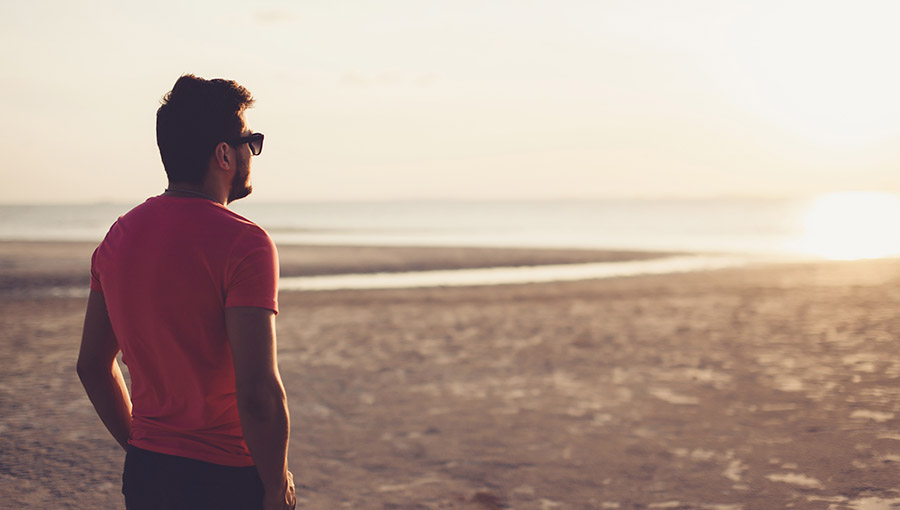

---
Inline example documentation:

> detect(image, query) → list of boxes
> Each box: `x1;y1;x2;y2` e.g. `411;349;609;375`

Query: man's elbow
236;380;287;419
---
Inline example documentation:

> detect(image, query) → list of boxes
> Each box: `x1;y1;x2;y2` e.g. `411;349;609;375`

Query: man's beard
227;159;252;203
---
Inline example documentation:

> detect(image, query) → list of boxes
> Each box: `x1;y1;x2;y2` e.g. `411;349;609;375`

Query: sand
2;241;900;509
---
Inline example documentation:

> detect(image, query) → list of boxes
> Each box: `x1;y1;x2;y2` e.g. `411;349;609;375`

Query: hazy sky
2;0;899;203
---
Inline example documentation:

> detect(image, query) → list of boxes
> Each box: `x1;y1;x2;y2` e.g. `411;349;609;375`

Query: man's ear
212;142;234;171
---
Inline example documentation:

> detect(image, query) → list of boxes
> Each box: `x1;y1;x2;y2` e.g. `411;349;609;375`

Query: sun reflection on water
792;192;900;260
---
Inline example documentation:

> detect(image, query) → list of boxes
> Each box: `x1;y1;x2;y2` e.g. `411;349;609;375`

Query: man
76;74;296;510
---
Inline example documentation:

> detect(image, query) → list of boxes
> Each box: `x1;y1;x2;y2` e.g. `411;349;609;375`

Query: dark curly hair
156;74;254;185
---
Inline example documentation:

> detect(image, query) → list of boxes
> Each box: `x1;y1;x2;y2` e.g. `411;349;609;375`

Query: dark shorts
123;445;264;510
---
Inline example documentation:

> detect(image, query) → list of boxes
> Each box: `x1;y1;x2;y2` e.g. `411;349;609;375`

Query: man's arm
76;290;132;450
225;307;295;510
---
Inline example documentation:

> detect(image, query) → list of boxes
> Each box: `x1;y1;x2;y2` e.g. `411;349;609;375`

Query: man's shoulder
218;207;272;243
207;206;276;257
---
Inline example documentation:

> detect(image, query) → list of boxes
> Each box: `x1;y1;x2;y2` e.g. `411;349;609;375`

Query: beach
2;242;900;509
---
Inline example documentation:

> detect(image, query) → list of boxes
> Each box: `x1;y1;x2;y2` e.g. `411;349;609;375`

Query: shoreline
0;240;681;297
280;254;750;292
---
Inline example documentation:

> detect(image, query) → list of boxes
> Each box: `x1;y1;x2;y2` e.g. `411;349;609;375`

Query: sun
793;192;900;260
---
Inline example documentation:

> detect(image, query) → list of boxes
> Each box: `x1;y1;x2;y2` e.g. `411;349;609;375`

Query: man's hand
263;470;296;510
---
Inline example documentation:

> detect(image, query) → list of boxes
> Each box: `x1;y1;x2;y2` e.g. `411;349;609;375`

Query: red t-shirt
90;196;279;467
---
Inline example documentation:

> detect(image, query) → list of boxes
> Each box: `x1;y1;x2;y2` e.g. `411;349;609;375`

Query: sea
0;198;816;256
4;197;869;291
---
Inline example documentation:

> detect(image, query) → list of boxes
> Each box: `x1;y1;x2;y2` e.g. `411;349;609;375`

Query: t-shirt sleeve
224;228;279;314
89;245;103;293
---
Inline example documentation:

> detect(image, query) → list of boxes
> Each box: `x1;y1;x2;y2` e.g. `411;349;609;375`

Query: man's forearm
238;380;291;492
77;360;133;450
225;307;294;508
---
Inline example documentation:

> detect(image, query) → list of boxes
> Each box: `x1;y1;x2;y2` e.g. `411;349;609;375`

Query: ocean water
0;198;815;256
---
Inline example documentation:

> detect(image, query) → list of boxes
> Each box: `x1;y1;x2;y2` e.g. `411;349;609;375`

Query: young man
77;74;296;510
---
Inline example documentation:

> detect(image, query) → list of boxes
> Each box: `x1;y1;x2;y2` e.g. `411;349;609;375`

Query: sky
2;0;900;203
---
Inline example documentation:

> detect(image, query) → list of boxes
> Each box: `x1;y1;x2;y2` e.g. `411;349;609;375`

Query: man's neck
164;183;226;205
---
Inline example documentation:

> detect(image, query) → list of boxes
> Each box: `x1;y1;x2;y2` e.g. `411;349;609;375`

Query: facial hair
227;152;252;203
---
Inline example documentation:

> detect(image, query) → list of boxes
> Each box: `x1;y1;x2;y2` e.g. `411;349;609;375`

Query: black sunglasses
226;132;264;156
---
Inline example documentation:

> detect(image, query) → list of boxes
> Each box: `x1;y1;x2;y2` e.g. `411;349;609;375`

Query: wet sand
2;242;900;509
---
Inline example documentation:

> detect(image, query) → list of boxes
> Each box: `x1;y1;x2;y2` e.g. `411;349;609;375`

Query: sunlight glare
794;192;900;260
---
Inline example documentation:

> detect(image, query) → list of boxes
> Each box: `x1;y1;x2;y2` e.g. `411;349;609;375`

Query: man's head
156;75;255;193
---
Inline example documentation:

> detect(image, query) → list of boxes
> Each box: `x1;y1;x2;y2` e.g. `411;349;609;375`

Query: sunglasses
226;132;264;156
